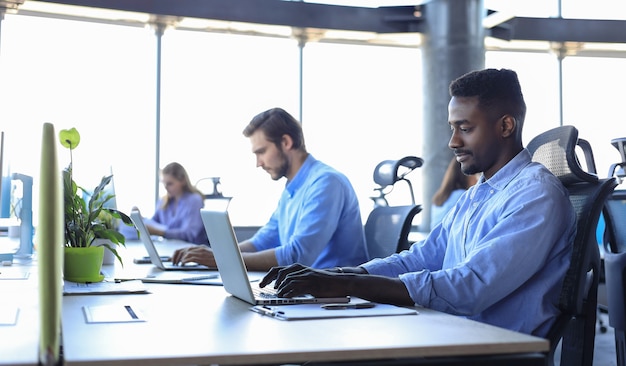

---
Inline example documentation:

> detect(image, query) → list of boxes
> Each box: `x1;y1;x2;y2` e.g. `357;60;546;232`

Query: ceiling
5;0;626;56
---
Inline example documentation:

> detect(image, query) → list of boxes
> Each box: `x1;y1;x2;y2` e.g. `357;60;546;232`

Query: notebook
200;208;350;305
130;208;214;271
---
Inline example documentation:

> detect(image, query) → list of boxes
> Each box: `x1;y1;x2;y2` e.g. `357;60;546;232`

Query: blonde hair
159;162;204;209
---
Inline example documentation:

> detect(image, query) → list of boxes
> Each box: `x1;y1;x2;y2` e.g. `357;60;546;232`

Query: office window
486;51;561;145
302;42;422;220
2;5;626;228
561;56;626;178
158;29;300;225
0;14;155;224
561;0;626;20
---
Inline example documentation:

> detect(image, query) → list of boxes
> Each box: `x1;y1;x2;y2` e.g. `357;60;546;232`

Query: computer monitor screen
0;131;6;218
0;131;14;220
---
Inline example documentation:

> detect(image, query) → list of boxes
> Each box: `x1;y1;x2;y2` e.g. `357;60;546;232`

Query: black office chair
364;204;422;259
604;256;626;365
607;137;626;183
365;156;423;259
527;125;617;366
601;189;626;366
370;156;423;208
597;137;626;334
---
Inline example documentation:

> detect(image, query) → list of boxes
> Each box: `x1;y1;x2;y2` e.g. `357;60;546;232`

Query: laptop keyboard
253;285;279;298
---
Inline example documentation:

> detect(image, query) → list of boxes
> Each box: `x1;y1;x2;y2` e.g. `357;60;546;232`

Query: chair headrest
373;156;423;187
526;125;598;186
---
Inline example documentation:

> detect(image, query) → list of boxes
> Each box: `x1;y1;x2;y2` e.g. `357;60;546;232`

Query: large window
0;14;422;226
1;4;625;230
0;15;155;225
159;30;300;225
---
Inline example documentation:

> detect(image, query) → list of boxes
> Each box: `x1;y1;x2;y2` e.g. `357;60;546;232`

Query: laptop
130;208;214;271
200;208;350;305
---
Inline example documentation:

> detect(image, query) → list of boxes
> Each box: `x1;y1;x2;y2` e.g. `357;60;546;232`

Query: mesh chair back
527;125;598;185
527;125;617;366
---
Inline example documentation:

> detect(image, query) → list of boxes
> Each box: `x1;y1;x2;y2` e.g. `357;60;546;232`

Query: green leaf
59;128;80;150
58;128;136;266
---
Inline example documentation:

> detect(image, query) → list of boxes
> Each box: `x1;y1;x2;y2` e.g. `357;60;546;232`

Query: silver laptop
130;208;214;271
200;208;350;305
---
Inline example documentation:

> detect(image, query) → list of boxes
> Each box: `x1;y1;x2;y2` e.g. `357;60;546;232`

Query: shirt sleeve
365;175;575;317
253;174;348;266
250;209;280;248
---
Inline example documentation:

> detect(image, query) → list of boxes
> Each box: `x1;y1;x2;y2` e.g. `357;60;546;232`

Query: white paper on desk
0;269;29;280
139;272;221;285
250;303;418;321
0;306;19;325
63;279;149;295
83;305;146;323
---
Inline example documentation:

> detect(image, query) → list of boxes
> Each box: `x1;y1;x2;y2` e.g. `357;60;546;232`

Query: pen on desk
254;305;284;318
321;302;376;310
181;275;217;281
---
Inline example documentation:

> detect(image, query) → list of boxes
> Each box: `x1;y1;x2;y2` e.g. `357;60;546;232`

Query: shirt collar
480;149;532;190
285;154;316;196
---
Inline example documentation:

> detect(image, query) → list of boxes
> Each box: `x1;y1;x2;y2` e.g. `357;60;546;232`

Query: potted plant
59;127;137;282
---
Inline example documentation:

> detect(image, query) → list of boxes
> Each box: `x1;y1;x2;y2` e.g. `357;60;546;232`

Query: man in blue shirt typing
260;69;576;337
172;107;368;271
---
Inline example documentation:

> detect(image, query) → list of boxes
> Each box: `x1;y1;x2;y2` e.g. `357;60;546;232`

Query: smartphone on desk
133;255;171;264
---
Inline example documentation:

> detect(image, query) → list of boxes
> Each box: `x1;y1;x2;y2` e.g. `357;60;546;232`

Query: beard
461;162;480;176
270;149;290;181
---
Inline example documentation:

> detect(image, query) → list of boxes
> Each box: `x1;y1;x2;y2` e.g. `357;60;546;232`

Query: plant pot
63;246;105;283
92;238;116;265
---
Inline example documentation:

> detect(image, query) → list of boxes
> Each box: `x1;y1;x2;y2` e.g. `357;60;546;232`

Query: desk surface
2;238;550;366
0;237;38;366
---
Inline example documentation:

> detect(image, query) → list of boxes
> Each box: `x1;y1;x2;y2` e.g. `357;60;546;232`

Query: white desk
62;283;549;366
1;238;550;366
60;240;549;366
0;237;38;366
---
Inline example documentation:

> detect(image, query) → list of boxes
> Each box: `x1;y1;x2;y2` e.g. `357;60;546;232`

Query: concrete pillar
419;0;485;231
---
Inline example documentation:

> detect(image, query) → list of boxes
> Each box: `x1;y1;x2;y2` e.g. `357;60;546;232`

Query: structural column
419;0;485;231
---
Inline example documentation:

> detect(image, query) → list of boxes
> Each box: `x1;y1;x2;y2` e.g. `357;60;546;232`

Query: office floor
593;313;617;366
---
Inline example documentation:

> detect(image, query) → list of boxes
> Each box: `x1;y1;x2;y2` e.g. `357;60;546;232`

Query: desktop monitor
0;131;8;218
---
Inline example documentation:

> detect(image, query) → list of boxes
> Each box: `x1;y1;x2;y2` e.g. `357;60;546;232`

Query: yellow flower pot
63;246;105;283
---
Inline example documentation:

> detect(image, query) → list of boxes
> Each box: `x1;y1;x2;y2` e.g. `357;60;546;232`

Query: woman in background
122;162;209;245
430;157;479;230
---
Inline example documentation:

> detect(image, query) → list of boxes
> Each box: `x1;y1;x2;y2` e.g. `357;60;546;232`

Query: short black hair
449;68;526;127
242;107;306;151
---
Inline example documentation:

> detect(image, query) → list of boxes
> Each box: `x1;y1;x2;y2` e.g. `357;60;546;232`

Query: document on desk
0;268;29;280
139;272;221;285
63;279;149;295
250;301;418;321
83;304;146;323
0;305;19;325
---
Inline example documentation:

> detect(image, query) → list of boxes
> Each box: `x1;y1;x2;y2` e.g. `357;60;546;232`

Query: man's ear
281;134;294;150
501;115;516;138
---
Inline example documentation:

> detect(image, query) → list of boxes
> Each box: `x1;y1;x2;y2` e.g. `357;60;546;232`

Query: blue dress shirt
251;155;368;268
152;192;208;245
430;189;465;231
362;149;576;337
